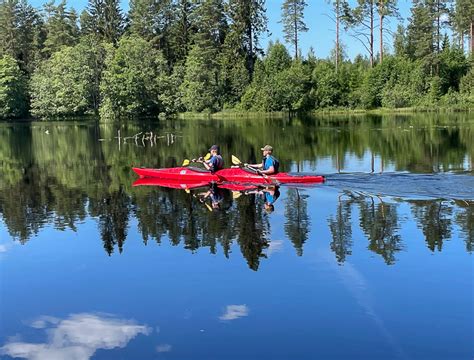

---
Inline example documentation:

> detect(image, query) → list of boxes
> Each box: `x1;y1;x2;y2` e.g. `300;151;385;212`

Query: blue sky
28;0;414;59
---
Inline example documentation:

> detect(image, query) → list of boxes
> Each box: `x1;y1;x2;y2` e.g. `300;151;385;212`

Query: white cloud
0;313;152;360
219;305;249;321
0;244;8;253
156;344;172;353
265;240;284;256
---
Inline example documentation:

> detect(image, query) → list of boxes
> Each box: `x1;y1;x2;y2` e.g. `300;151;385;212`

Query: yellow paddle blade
205;202;213;212
232;191;242;199
231;155;242;165
182;159;190;166
204;153;211;160
185;188;190;194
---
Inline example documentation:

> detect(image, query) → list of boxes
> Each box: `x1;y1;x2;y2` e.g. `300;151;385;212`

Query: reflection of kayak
132;177;210;189
132;167;325;184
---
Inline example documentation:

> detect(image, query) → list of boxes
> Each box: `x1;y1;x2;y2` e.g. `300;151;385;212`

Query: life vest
262;155;279;173
210;155;224;172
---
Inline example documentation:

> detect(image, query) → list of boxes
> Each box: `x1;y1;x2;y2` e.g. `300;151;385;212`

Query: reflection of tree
411;200;452;252
284;188;310;256
235;194;270;271
1;115;474;267
357;195;401;265
328;194;353;264
454;201;474;253
89;186;131;255
0;166;87;243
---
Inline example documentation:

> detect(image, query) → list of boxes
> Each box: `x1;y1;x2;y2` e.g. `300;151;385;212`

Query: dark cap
260;145;273;151
209;145;220;152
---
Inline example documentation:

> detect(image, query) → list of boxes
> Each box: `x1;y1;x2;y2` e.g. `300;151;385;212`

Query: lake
0;114;473;359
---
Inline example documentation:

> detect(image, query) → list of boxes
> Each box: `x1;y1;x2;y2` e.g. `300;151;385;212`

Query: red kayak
133;178;261;192
132;167;325;184
133;177;211;189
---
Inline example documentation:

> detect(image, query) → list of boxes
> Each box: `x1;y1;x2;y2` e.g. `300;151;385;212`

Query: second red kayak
132;167;325;184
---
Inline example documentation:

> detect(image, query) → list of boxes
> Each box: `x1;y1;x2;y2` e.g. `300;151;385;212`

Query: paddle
182;153;211;167
231;155;273;184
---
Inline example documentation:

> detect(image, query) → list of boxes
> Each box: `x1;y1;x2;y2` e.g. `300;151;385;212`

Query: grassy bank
178;106;474;120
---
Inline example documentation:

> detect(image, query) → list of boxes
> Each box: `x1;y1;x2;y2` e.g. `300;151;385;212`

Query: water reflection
219;305;249;321
0;313;151;360
0;115;473;271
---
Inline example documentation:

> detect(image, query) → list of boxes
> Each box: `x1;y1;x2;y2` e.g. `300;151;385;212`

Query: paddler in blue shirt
246;145;279;175
199;145;224;173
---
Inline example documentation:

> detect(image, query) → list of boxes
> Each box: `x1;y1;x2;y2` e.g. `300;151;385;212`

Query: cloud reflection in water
0;313;151;360
219;305;249;321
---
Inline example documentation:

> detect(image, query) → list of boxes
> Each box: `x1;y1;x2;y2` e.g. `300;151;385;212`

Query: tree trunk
294;9;298;58
379;11;384;64
247;20;253;77
370;0;374;67
436;0;440;53
336;0;339;72
471;21;473;54
461;31;464;52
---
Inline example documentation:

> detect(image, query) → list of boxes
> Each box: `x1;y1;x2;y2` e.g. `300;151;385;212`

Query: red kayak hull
132;167;325;184
133;178;211;189
133;167;221;181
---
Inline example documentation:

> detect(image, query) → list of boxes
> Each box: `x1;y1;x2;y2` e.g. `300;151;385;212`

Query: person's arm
245;162;263;169
259;165;274;175
202;157;215;171
202;161;212;171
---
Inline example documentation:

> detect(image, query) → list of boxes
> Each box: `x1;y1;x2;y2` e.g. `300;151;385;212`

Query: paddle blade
182;159;190;166
231;155;242;165
204;153;211;160
205;202;213;212
185;188;190;194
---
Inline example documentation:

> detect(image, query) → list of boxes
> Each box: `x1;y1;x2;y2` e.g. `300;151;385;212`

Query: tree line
0;0;473;120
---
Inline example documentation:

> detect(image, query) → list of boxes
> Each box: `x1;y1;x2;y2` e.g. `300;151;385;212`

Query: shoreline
2;106;473;122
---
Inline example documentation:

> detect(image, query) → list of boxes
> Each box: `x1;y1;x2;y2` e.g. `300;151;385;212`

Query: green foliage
438;44;470;93
0;0;45;73
100;36;168;119
180;40;220;112
86;0;123;44
241;42;310;111
0;0;473;119
42;0;78;56
30;37;105;117
0;55;27;118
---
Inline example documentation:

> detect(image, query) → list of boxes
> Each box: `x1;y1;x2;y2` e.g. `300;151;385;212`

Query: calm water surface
0;114;473;359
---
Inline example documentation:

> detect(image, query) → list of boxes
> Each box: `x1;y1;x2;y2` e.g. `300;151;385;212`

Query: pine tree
0;0;44;72
227;0;267;76
407;0;436;69
17;0;45;73
280;0;308;59
86;0;123;44
451;0;474;53
0;0;21;60
180;0;227;111
377;0;398;63
169;0;195;64
43;0;78;56
344;0;377;67
128;0;174;52
326;0;348;71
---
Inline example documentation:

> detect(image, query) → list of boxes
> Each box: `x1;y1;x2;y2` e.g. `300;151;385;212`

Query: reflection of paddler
199;182;225;210
240;185;281;213
262;186;280;213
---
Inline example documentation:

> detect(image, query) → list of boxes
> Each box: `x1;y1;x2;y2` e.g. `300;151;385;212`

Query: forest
0;0;473;120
